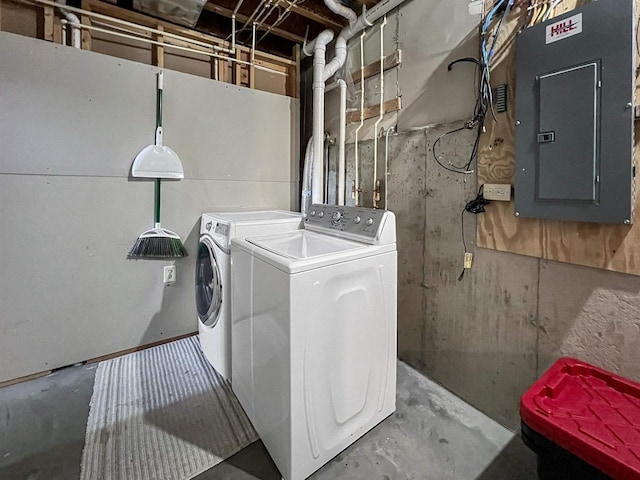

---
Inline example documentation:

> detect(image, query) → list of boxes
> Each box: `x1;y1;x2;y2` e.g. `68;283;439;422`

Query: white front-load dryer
195;210;301;380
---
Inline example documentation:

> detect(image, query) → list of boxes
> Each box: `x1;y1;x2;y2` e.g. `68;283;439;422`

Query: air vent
492;84;508;113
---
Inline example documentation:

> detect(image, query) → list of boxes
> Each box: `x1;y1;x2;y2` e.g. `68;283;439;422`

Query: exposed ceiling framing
109;0;383;57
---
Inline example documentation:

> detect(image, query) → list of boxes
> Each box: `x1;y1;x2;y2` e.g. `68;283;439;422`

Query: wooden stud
351;50;402;84
152;24;164;68
249;62;255;89
39;5;54;41
241;51;250;86
218;57;228;83
347;97;402;123
233;50;242;86
81;16;92;50
53;18;62;44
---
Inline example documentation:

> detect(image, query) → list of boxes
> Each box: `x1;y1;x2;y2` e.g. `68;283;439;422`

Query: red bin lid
521;357;640;480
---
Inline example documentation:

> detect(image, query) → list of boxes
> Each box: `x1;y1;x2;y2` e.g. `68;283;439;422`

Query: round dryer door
195;239;223;327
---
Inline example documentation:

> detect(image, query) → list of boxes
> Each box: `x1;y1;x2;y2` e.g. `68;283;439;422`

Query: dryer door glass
195;240;223;327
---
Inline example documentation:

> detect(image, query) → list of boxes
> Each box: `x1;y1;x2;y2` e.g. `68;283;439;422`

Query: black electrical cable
458;186;491;281
432;127;473;174
458;208;468;281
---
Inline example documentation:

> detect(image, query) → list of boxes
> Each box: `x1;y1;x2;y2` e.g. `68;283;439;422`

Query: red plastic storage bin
521;357;640;480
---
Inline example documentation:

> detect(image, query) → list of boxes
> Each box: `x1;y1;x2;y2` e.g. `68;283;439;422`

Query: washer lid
235;230;395;274
247;230;366;260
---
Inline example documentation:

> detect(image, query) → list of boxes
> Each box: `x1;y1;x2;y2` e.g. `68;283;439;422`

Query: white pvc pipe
302;0;409;208
353;31;366;206
372;16;386;208
251;22;256;63
58;0;80;48
311;29;335;204
301;137;314;217
258;0;296;44
337;79;347;205
384;126;394;210
233;0;245;13
66;12;81;48
30;0;234;53
64;21;287;76
237;0;269;36
231;14;236;53
253;1;278;31
324;0;357;23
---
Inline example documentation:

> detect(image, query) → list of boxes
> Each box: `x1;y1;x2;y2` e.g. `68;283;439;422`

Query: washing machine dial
366;218;374;226
332;211;343;221
354;216;361;224
206;221;213;231
319;211;325;218
310;210;316;216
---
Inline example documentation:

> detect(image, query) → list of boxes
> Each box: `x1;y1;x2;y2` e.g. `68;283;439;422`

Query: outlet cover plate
484;184;512;202
164;265;176;285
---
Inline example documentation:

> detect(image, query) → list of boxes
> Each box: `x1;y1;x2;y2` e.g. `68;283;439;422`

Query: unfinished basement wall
0;32;299;384
318;0;640;431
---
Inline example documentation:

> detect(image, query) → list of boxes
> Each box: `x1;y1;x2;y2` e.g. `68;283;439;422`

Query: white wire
543;0;564;21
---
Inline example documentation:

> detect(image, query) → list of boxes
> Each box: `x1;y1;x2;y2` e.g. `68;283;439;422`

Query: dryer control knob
332;211;343;221
310;210;316;216
319;211;325;218
354;216;361;224
366;218;374;226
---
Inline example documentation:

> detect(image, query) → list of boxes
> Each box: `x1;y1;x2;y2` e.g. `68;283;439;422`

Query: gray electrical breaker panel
514;0;635;224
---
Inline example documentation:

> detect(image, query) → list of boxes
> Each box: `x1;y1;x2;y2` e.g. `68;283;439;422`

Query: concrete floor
0;360;537;480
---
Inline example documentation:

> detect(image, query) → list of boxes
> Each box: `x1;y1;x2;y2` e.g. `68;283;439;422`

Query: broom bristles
129;236;188;258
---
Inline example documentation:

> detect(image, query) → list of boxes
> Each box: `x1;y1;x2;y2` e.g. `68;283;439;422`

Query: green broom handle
155;71;163;228
155;178;161;227
157;71;163;129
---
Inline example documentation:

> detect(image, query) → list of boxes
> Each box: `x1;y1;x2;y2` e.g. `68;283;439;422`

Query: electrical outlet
483;184;512;202
164;265;176;285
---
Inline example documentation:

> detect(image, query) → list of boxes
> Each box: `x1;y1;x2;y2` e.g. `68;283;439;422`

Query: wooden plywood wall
477;0;640;275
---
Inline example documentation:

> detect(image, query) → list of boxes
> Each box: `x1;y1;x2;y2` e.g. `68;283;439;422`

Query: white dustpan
131;71;184;179
132;127;184;179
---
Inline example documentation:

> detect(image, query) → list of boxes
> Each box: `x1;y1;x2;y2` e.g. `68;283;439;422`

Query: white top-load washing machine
195;210;301;380
231;204;397;480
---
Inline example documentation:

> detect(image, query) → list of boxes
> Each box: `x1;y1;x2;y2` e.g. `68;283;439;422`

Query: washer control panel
305;204;386;240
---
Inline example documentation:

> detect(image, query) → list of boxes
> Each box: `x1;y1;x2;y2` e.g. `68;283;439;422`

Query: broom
128;178;188;258
129;71;187;259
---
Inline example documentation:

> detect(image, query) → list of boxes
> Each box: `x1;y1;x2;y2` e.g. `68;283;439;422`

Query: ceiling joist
203;2;305;43
282;1;344;30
